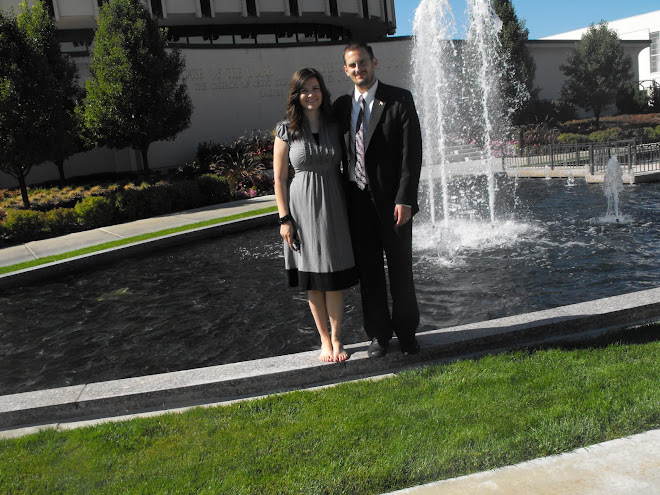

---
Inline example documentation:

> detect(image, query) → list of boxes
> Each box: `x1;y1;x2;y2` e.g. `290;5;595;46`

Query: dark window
246;0;257;17
289;0;299;16
361;0;369;18
651;32;659;74
329;0;338;16
200;0;212;17
150;0;163;18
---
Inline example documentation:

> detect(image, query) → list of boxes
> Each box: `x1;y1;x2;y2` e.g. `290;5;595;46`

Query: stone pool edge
2;287;659;431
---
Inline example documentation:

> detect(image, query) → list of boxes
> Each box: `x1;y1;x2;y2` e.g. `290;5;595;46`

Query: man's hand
394;204;412;226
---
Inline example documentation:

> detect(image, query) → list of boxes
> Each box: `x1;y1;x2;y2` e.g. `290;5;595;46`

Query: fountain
413;0;527;226
1;0;659;398
603;156;624;220
566;170;575;187
2;180;659;396
411;0;457;226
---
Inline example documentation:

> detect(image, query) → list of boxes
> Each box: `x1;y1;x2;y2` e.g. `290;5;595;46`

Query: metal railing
502;140;660;174
635;142;660;173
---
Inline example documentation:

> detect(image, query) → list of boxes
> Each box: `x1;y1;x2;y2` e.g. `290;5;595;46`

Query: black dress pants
347;182;419;345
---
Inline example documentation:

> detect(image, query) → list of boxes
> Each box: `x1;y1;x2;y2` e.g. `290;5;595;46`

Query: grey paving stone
0;244;35;267
26;230;123;259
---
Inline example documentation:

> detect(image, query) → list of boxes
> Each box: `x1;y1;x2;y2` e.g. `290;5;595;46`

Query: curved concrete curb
2;287;659;431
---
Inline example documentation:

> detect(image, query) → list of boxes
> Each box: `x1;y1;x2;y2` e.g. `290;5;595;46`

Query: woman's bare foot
332;340;349;362
319;340;334;362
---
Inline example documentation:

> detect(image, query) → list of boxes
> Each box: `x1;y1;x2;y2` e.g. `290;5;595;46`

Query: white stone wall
0;39;413;187
528;40;648;102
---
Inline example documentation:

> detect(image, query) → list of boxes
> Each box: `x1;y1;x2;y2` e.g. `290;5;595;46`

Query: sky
392;0;660;38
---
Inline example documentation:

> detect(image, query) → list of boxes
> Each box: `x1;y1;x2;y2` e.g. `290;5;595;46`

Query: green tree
560;22;633;129
492;0;536;125
17;0;84;186
616;82;650;114
83;0;192;171
0;4;58;208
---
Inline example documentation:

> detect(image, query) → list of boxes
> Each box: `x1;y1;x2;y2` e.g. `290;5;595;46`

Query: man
333;41;423;358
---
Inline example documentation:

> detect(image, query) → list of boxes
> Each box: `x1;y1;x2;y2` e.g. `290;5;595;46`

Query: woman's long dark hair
286;68;333;138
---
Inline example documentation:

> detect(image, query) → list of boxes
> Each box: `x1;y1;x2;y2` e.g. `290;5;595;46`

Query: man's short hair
343;41;374;64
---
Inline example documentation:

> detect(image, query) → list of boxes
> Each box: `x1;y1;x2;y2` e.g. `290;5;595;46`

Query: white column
51;0;60;21
91;0;99;19
194;0;202;17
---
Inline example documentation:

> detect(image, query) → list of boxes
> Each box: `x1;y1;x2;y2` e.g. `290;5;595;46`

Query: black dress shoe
368;338;389;358
400;337;420;356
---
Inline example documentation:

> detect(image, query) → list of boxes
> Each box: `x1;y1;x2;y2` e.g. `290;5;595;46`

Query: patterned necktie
355;95;367;190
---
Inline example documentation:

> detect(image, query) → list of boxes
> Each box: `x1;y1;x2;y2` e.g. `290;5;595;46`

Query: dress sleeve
275;121;289;142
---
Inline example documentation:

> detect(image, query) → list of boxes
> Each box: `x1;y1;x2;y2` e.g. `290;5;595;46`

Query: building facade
542;10;660;90
0;1;652;187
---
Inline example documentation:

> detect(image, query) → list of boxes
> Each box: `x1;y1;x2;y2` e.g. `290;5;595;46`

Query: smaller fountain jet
603;156;624;220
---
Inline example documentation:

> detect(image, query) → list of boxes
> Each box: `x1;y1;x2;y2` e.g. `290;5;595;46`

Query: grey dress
276;119;358;291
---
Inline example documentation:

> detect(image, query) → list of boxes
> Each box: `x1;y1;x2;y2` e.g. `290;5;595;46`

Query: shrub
589;127;621;142
144;182;174;215
75;196;116;228
2;209;48;242
519;123;560;146
169;180;203;211
616;82;651;114
197;174;231;204
251;173;274;196
46;208;80;235
557;133;585;144
115;186;152;221
196;141;224;169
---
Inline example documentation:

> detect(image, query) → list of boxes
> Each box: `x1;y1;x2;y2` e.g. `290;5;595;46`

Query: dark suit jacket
334;81;423;218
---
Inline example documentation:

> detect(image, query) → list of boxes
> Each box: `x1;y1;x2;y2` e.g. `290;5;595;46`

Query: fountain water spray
464;0;505;223
412;0;458;226
413;0;521;227
566;170;575;187
603;156;624;219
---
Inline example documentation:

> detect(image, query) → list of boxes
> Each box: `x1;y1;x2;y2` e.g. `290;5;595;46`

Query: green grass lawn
0;206;277;275
2;335;659;494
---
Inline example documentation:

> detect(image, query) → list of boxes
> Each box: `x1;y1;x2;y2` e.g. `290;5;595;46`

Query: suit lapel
365;83;387;151
340;94;352;180
340;94;352;149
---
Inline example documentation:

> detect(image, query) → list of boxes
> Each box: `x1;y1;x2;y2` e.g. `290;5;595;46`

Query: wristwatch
278;214;293;225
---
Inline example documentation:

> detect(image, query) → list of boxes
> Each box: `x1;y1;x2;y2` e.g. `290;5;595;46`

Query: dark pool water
1;179;659;395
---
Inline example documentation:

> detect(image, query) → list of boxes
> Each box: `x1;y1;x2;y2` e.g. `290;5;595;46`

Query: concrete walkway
0;195;278;270
387;430;660;494
1;195;659;494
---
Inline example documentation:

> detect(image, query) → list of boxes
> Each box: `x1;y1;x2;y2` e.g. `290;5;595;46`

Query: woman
273;68;358;363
